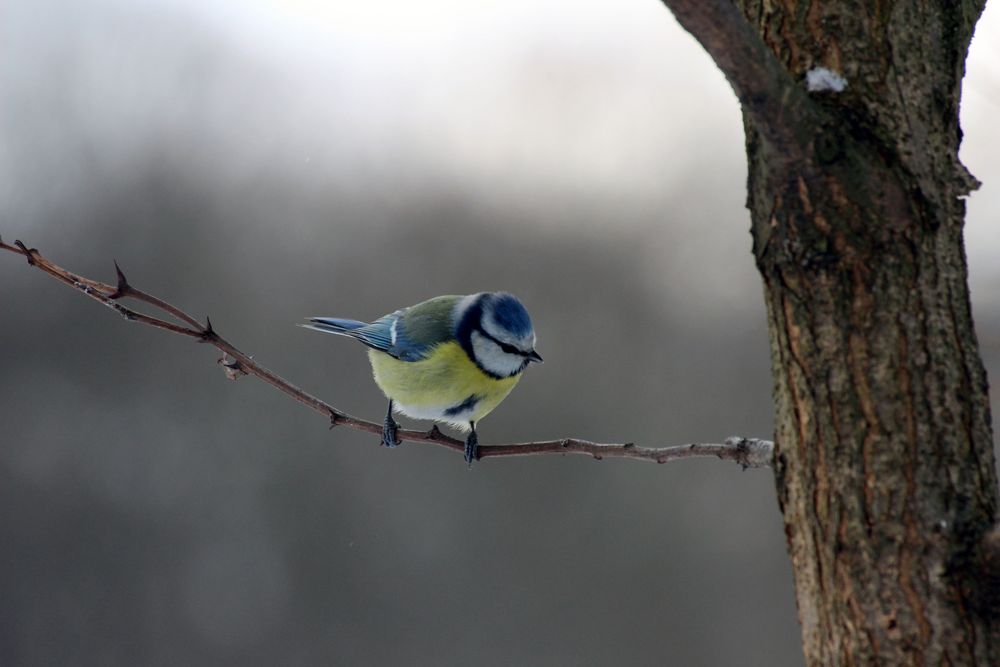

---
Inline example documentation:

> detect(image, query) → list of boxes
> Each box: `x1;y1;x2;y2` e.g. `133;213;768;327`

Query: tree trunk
734;1;999;663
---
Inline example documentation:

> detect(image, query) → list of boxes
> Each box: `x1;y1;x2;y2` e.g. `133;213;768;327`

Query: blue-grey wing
393;296;460;360
357;311;404;356
304;314;397;354
368;296;459;361
312;310;427;361
306;295;460;362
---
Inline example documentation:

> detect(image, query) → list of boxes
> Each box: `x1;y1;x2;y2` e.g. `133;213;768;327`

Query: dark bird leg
464;421;479;466
381;400;401;448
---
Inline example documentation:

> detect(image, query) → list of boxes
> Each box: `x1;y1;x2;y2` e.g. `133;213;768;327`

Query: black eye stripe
478;328;526;356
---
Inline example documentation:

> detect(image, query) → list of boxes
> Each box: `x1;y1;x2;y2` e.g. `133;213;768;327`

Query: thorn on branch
13;240;36;265
109;260;130;299
427;424;443;439
218;353;247;380
329;411;340;429
201;316;216;341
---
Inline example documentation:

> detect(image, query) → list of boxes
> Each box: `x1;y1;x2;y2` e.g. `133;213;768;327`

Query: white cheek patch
471;331;525;377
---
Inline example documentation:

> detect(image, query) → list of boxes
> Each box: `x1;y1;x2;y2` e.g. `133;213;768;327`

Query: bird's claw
464;430;479;467
381;415;401;448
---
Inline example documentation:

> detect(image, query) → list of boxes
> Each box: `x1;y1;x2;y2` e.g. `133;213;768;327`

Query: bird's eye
498;341;521;355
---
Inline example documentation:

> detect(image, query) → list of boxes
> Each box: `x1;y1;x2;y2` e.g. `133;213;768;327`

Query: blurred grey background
1;1;998;665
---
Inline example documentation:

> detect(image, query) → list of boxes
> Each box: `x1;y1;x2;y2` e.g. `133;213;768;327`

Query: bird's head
458;292;542;378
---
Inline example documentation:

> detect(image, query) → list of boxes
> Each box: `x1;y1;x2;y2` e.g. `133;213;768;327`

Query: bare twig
2;237;774;468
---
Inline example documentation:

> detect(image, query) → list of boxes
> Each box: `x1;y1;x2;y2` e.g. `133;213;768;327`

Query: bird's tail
300;317;368;336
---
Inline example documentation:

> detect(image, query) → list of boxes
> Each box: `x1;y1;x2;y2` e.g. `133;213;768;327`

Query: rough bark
732;0;999;663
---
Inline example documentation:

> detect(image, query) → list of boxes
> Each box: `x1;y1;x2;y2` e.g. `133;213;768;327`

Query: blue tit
302;292;542;463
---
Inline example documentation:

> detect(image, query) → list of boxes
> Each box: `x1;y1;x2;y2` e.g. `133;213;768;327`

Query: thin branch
2;237;773;469
109;261;206;331
480;436;774;468
659;0;819;153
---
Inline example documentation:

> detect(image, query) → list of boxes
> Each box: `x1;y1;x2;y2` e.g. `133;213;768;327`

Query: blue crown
489;293;533;337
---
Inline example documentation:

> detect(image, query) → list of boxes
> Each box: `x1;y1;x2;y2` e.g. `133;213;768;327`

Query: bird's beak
526;349;543;363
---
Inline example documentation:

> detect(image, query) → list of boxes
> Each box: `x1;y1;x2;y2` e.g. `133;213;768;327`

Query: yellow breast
368;342;521;428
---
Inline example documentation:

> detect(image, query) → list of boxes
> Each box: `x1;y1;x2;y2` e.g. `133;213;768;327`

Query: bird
302;292;542;464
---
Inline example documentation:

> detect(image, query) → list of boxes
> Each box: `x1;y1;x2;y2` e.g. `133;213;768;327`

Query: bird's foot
464;429;479;467
381;414;401;448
